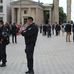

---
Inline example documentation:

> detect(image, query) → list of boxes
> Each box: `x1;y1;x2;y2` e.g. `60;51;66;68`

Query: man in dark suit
11;23;17;43
21;17;38;74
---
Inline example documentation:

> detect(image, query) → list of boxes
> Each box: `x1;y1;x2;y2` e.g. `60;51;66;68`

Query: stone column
12;8;15;23
28;8;31;16
40;8;43;25
51;8;54;25
53;0;59;24
49;9;52;25
17;8;20;24
67;0;71;22
36;8;39;25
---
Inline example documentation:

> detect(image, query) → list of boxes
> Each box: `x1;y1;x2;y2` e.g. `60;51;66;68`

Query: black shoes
25;70;34;74
0;63;6;67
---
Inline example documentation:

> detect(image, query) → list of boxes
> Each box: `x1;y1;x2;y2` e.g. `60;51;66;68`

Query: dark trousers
40;29;42;33
43;31;46;36
56;30;58;36
25;45;34;71
47;31;51;37
0;44;7;63
52;30;54;35
12;34;17;43
26;52;34;71
8;36;10;43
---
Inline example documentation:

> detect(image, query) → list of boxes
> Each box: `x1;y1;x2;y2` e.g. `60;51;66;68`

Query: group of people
0;16;74;74
41;24;52;37
39;22;74;42
39;22;61;37
0;17;38;74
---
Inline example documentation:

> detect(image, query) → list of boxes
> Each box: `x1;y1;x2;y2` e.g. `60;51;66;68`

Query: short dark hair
27;17;33;21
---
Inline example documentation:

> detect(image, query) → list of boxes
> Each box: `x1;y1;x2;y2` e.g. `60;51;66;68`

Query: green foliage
43;10;49;24
59;7;67;24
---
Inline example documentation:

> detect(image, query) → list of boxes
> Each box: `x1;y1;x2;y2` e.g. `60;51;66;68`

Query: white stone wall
0;0;11;23
67;0;71;22
53;0;59;24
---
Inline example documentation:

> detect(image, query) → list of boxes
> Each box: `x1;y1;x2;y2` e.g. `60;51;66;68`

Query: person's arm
25;26;38;36
21;30;26;36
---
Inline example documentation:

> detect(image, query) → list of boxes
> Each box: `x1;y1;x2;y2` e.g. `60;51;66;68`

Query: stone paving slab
0;32;74;74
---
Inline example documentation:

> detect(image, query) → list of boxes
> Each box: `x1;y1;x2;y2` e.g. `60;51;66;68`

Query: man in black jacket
65;22;71;42
47;24;51;37
21;17;38;74
11;23;17;43
0;20;8;67
55;24;61;36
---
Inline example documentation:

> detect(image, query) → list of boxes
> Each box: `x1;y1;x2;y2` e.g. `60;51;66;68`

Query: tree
43;10;49;24
59;7;67;24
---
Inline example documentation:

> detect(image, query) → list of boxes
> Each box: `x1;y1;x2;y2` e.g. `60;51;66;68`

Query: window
24;10;27;14
0;6;3;12
0;0;3;3
0;17;3;21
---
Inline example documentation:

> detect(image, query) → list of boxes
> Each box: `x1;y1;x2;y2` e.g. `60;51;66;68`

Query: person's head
27;17;33;25
0;20;4;27
5;22;9;26
68;21;71;24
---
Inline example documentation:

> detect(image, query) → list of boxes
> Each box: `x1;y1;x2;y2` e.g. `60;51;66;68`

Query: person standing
40;25;42;33
65;22;71;42
61;24;65;35
0;20;9;67
55;24;59;36
21;17;38;74
55;24;61;36
52;24;55;35
5;22;11;43
43;25;47;36
47;24;51;37
11;23;17;43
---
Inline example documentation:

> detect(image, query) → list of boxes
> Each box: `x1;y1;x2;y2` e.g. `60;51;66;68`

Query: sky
14;0;74;21
33;0;74;21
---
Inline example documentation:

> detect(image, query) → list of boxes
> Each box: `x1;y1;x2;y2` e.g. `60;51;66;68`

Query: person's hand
21;30;26;36
19;26;26;33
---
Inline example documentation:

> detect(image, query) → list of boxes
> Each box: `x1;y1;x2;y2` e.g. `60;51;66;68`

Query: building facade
11;0;72;25
0;0;11;23
1;0;71;25
52;0;71;24
11;0;52;25
67;0;71;22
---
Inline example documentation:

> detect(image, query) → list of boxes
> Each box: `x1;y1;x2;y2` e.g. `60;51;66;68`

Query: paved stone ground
0;32;74;74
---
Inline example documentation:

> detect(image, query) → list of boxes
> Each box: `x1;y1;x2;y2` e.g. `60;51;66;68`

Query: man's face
27;19;33;25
